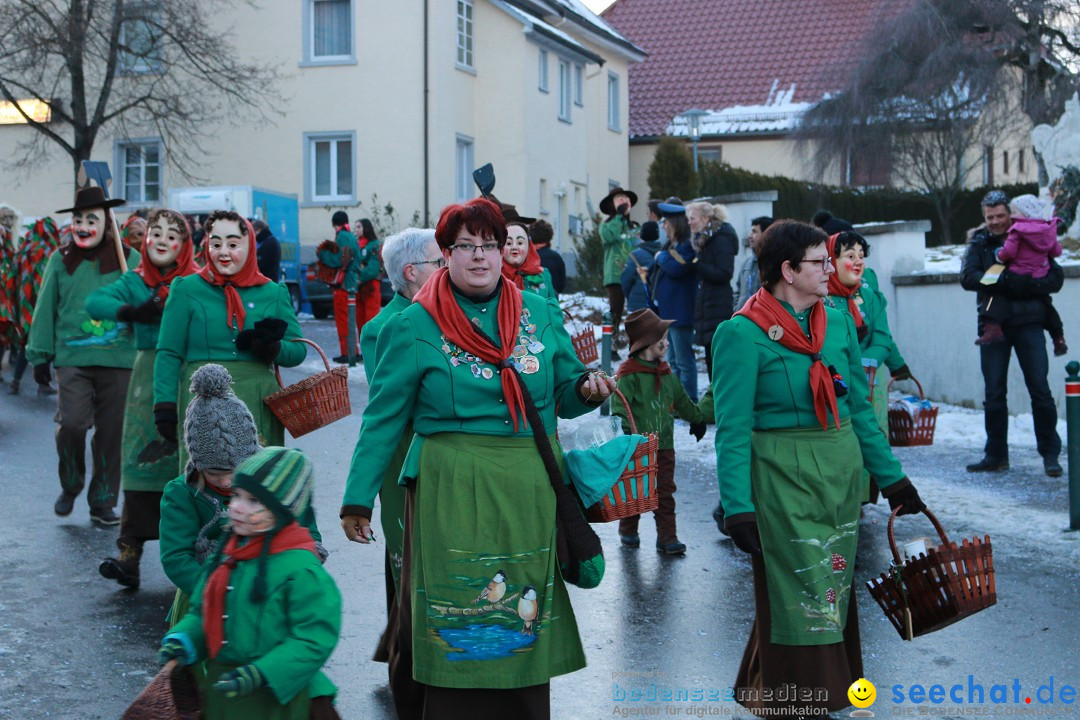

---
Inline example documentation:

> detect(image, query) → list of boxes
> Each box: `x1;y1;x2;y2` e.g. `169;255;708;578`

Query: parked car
298;245;392;319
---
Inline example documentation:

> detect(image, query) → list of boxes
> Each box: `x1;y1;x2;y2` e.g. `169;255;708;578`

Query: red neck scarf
826;234;864;328
617;357;672;394
735;288;840;431
202;522;317;658
414;267;528;430
134;237;199;304
196;219;269;331
501;242;544;290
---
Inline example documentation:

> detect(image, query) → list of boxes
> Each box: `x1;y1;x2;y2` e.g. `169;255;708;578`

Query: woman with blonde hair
686;201;739;380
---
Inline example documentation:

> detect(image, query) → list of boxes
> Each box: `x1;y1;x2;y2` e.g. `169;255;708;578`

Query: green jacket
360;292;410;383
827;280;896;367
357;238;382;285
599;215;637;285
709;303;904;519
26;249;140;368
522;267;559;303
159;474;323;597
317;229;363;293
153;275;306;407
85;269;160;350
169;544;341;706
613;359;706;449
342;288;593;515
861;268;907;371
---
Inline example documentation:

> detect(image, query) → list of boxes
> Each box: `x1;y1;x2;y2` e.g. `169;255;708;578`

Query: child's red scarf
617;357;672;395
735;288;840;431
196;218;269;331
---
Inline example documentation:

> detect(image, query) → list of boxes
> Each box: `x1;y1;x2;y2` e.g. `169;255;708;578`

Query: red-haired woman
341;197;614;719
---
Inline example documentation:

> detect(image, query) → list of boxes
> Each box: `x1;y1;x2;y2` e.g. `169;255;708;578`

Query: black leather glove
154;403;178;443
117;298;163;324
884;481;926;516
235;318;287;363
33;363;51;386
689;422;707;442
891;364;912;381
729;522;763;556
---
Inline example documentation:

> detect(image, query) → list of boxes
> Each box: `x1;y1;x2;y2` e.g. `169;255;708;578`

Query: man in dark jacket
252;219;281;283
528;219;565;296
960;190;1063;477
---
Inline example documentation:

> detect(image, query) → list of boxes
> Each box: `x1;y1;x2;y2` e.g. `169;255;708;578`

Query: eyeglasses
448;242;501;255
412;258;448;268
797;256;833;272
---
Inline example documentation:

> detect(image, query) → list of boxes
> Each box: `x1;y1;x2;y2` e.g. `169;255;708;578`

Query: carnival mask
206;218;248;276
71;208;106;249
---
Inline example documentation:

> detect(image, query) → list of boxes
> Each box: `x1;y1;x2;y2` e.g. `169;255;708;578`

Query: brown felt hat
56;186;126;213
599;187;638;216
625;308;674;356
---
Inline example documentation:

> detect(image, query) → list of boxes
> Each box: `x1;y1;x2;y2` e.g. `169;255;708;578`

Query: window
538;49;549;92
118;7;162;75
1019;148;1026;174
304;132;354;203
607;72;620;131
456;0;474;69
982;145;994;186
698;147;722;165
573;64;584;106
455;135;475;203
116;140;162;204
304;0;354;65
1003;150;1009;175
558;59;572;122
539;178;548;214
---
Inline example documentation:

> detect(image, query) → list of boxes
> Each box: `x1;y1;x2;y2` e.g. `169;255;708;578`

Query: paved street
1;316;1078;719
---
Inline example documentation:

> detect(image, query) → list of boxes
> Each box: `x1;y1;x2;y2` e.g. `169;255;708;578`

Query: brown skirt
735;554;863;715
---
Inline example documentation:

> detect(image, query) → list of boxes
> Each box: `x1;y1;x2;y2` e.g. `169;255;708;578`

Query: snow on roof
666;82;815;136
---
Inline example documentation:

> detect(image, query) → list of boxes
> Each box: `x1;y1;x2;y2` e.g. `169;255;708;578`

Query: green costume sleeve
24;252;60;366
545;297;592;419
697;386;714;423
860;288;895;366
253;563;342;705
270;283;307;368
671;374;706;423
710;320;761;518
154;276;190;406
356;240;382;284
316;247;343;269
85;270;141;320
159;480;210;596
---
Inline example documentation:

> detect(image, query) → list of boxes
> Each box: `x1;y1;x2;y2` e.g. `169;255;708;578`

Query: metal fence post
346;292;358;367
600;311;612;416
1066;361;1080;531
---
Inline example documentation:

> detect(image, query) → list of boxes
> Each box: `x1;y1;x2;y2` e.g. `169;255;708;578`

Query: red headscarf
501;237;544;290
826;233;864;329
735;288;840;431
134;216;199;304
197;217;269;331
414;267;528;430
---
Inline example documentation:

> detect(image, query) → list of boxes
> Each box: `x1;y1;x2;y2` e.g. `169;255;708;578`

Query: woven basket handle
887;374;924;400
611;387;638;435
886;505;951;566
273;338;332;389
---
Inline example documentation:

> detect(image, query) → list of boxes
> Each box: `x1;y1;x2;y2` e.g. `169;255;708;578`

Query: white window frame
303;131;356;205
456;0;475;71
539;178;548;215
455;134;475;203
607;72;621;131
114;138;163;207
118;5;163;76
301;0;356;67
538;49;549;92
573;64;584;107
558;59;572;123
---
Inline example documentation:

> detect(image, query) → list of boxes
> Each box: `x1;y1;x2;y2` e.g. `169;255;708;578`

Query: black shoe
966;456;1009;472
89;508;121;526
712;504;729;536
656;538;687;555
1044;457;1064;478
98;557;140;589
619;533;640;548
54;492;77;516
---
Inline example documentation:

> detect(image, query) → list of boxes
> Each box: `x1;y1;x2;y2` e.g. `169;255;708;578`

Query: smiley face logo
848;678;876;709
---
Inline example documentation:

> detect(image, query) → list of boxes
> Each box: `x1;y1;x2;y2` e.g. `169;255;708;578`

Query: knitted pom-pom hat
232;447;314;528
183;364;261;476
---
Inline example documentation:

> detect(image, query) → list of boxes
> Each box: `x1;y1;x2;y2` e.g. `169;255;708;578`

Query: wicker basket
121;660;201;720
583;389;660;523
264;338;351;438
887;376;938;446
866;507;996;641
564;309;599;365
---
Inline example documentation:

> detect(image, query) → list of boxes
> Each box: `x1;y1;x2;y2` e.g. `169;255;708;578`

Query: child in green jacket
158;447;342;720
614;308;707;555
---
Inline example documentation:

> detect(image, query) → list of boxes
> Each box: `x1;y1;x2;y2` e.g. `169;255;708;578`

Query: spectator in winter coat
529;220;566;296
599;187;639;349
652;201;698;400
735;216;772;312
687;201;739;380
621;220;661;313
251;219;281;284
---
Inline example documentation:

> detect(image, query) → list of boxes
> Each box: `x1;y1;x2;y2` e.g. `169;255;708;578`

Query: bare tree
0;0;284;184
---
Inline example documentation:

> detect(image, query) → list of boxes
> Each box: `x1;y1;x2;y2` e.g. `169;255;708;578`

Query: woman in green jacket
153;210;306;472
340;197;615;719
501;215;558;303
711;221;926;716
88;208;199;589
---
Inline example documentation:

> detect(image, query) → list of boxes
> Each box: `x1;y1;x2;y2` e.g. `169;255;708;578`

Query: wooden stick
108;209;128;272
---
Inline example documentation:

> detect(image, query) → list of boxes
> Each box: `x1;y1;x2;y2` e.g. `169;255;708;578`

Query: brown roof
601;0;902;138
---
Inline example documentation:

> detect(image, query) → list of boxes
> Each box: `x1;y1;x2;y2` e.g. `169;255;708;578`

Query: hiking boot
1053;336;1068;357
965;456;1009;472
54;492;77;516
619;533;640;548
975;324;1005;346
89;507;121;526
1044;456;1064;478
656;538;687;555
99;539;142;589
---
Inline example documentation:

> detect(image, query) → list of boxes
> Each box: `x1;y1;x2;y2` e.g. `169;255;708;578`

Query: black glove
856;324;869;342
884;481;926;516
33;363;51;386
117;298;163;324
154;403;178;443
235;318;287;363
689;422;707;442
891;364;912;381
729;522;763;556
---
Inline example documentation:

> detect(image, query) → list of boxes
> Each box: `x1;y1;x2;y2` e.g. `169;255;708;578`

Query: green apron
751;419;861;646
409;433;586;689
177;360;284;474
122;349;180;491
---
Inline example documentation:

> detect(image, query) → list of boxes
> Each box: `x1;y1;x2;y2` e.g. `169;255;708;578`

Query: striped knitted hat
232;447;314;527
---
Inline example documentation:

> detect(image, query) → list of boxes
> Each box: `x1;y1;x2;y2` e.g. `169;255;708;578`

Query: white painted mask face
835;245;865;288
71;208;106;249
502;226;529;268
207;219;248;276
146;216;183;268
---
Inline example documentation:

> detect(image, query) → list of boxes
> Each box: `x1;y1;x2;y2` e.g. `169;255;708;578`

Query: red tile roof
601;0;902;138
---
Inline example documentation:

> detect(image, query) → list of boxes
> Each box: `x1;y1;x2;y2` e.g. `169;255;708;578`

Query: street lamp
680;108;708;172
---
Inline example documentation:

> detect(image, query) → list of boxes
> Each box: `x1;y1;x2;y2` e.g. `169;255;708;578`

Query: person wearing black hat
599;187;639;351
26;187;140;525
